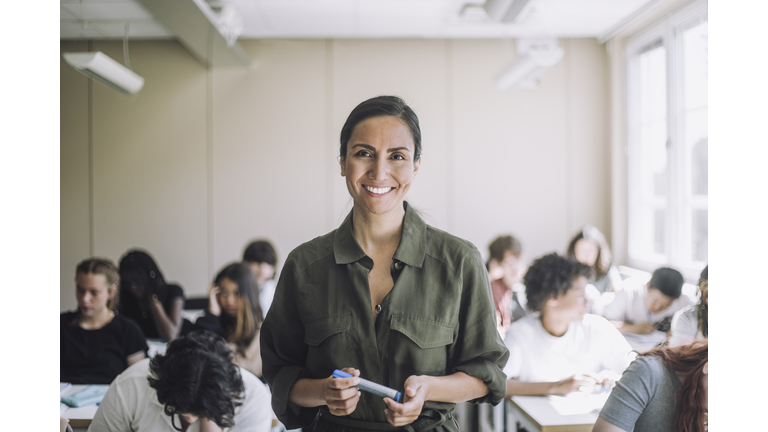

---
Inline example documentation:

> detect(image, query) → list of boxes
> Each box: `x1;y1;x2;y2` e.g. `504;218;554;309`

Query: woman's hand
551;373;599;395
208;285;221;316
325;368;361;416
383;375;429;427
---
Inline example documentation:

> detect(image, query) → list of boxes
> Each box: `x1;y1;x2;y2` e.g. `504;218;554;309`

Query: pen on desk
333;370;402;403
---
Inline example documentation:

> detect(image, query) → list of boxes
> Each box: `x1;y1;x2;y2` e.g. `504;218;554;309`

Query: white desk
506;392;609;432
61;384;109;430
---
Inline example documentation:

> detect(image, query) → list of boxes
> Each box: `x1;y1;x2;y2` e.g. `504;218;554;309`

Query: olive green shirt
261;202;509;431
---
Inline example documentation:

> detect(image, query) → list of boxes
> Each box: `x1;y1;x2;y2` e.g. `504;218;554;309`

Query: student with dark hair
242;240;278;315
566;225;622;294
503;254;633;397
670;266;708;347
487;235;528;330
88;331;272;432
61;258;147;384
118;249;185;342
261;95;509;432
195;262;265;377
593;340;708;432
604;267;693;337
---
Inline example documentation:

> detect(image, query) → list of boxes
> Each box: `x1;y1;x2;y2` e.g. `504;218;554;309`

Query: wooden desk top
508;393;609;432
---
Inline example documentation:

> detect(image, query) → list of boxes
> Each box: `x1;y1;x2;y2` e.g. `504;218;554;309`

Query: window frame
625;0;708;281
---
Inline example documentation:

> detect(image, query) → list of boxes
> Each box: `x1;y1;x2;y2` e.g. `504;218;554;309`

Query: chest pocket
304;315;351;346
390;315;455;376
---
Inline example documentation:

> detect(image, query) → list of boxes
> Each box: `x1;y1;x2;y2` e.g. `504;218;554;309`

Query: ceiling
60;0;656;40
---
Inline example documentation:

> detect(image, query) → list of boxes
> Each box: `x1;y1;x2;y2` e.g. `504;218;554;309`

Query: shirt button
394;261;403;270
375;305;382;314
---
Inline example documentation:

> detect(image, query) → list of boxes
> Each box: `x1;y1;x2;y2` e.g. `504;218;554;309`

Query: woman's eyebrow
351;143;374;151
388;147;411;153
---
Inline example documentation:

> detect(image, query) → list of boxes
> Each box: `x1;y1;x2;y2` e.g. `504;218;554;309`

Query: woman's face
340;115;421;217
249;262;275;287
574;238;599;267
547;276;589;322
121;272;146;299
76;273;114;318
217;277;241;317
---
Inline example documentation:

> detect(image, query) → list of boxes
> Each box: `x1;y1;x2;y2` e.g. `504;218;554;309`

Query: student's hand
208;285;221;316
552;373;599;395
384;375;428;427
626;322;656;334
324;368;361;416
596;370;620;389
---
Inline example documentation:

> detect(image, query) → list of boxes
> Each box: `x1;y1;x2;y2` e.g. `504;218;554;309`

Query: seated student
566;225;623;294
195;262;265;378
603;267;693;336
88;331;272;432
118;249;185;342
487;235;528;330
593;340;708;432
242;240;278;316
503;253;634;397
669;266;708;347
61;258;147;384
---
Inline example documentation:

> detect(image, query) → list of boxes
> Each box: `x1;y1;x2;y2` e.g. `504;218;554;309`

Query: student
242;240;278;316
669;266;708;347
118;249;185;342
195;262;265;378
503;253;634;397
88;331;272;432
61;258;147;384
603;267;692;336
593;340;708;432
487;235;528;330
566;225;622;294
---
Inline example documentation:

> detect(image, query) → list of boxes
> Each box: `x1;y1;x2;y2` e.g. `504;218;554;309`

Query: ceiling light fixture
494;38;563;90
63;52;145;94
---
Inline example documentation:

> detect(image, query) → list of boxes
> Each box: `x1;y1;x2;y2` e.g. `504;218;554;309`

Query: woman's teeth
365;186;392;194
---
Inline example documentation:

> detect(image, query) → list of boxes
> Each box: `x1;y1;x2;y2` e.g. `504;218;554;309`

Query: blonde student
61;258;147;384
195;262;265;378
503;253;634;397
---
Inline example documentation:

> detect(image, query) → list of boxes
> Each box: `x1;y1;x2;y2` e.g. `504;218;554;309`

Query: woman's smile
364;185;395;195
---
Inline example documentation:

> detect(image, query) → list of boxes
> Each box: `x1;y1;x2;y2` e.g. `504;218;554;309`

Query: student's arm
126;350;146;367
592;416;630;432
610;321;656;335
505;374;600;397
149;296;184;342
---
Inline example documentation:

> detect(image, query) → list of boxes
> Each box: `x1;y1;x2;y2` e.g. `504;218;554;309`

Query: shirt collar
333;201;427;268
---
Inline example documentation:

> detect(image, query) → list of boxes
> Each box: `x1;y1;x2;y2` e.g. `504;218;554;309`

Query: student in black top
61;258;148;384
118;250;185;342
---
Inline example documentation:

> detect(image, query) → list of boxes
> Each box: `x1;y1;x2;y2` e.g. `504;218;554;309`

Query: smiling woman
261;96;510;432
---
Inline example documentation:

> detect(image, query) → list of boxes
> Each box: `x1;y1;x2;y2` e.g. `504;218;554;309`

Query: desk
506;393;609;432
61;384;108;429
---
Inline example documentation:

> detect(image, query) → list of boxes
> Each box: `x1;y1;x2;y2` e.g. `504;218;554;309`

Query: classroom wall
60;38;610;311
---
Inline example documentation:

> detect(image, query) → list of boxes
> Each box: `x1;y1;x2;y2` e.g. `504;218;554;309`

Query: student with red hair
593;340;708;432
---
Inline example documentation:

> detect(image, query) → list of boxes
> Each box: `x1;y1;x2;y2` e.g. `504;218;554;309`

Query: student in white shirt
503;253;634;397
242;240;278;316
88;331;272;432
604;267;692;336
669;266;708;347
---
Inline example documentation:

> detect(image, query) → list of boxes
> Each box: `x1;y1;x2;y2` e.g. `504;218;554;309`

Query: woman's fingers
383;377;427;427
324;368;361;416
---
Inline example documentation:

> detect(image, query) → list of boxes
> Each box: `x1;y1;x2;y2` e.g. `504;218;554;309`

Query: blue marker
333;370;402;403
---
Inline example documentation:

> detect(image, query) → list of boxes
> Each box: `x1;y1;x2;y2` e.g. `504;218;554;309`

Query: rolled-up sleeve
259;254;314;429
449;246;510;406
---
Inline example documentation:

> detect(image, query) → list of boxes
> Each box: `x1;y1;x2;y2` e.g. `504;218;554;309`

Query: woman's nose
369;156;388;180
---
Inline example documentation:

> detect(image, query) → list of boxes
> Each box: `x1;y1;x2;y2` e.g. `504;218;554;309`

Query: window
626;0;707;278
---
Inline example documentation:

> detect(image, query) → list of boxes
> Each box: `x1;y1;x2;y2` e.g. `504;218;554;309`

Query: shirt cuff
269;365;316;429
452;358;508;406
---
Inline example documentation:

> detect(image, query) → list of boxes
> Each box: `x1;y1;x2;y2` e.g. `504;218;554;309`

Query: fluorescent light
63;52;145;94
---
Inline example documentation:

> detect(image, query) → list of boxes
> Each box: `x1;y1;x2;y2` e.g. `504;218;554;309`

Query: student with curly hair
669;266;708;347
89;331;272;432
593;340;708;432
503;253;634;397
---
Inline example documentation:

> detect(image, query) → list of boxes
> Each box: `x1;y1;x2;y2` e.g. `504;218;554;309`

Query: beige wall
60;38;610;311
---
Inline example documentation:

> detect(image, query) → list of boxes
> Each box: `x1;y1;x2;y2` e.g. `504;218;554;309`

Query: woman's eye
391;154;405;160
355;150;371;157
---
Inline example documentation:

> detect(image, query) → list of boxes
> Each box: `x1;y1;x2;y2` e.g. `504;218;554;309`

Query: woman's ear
703;361;708;375
413;156;421;176
108;285;117;300
546;296;559;308
340;156;346;177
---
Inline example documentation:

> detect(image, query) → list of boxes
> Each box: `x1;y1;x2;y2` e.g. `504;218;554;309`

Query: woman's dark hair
697;265;708;338
148;331;245;428
649;267;684;299
566;225;612;279
339;95;422;160
639;340;708;432
523;253;592;312
488;235;523;263
119;249;168;301
215;262;264;355
242;240;277;267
